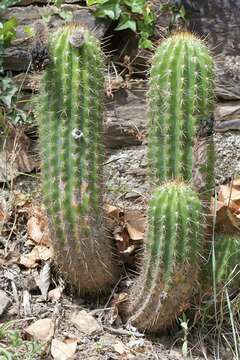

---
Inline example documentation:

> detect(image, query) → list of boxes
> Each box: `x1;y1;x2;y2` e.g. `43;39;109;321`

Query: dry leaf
214;179;240;233
125;222;144;241
27;206;51;246
104;204;122;220
34;261;51;299
19;246;53;268
0;125;36;182
113;341;127;355
51;338;77;360
125;210;146;240
25;318;54;341
22;290;32;316
48;287;62;302
123;245;136;255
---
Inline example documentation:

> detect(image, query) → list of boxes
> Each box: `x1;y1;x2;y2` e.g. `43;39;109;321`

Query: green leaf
123;0;145;14
115;13;136;31
0;77;18;108
59;10;73;21
0;0;22;11
23;25;34;36
94;0;121;20
138;31;153;49
86;0;108;5
10;108;28;124
54;0;64;7
0;17;18;46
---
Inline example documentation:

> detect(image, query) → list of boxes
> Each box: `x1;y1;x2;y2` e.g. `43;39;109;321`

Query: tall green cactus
123;182;204;332
38;24;119;295
148;32;215;187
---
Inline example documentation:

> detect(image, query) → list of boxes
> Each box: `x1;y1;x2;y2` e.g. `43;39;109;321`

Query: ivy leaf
138;31;153;49
0;77;18;108
115;13;136;31
23;25;34;36
59;10;73;21
0;0;22;11
95;0;121;20
0;17;18;46
86;0;108;5
123;0;145;14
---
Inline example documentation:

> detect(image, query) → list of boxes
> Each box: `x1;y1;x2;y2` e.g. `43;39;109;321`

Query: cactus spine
148;32;215;186
38;24;119;294
124;183;203;332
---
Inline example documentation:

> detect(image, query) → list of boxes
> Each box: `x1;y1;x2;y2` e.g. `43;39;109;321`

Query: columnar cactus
123;182;204;332
148;32;215;188
38;24;119;295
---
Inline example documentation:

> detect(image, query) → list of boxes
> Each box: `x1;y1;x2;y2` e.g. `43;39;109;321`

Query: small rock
70;310;102;335
25;318;54;341
124;192;140;199
98;333;117;348
51;338;77;360
0;290;11;317
113;340;127;355
127;338;145;349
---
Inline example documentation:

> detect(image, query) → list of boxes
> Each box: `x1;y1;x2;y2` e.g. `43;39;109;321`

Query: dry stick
98;275;123;322
227;174;235;209
103;325;144;337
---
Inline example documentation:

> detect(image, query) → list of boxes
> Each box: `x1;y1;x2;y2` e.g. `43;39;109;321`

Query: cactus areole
38;24;118;294
148;32;215;185
123;182;204;333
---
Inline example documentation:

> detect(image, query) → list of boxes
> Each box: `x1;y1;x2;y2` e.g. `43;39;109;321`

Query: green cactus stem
38;24;119;295
203;234;240;289
122;182;204;332
148;32;215;190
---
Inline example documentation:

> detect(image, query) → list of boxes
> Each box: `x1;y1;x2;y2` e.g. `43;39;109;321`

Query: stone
2;5;110;71
70;310;102;335
0;290;11;317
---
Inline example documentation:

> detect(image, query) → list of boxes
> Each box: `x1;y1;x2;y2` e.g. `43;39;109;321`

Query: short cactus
38;24;119;295
123;182;204;332
148;32;215;188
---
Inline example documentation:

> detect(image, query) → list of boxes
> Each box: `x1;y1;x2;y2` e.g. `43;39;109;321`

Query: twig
103;325;144;337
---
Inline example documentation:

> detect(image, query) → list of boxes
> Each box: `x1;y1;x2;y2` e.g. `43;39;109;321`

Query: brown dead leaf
125;221;144;241
218;184;240;205
0;124;37;182
48;287;62;302
113;341;127;355
104;204;122;220
34;261;51;299
124;211;146;240
27;206;51;246
19;246;53;268
25;318;54;342
51;338;77;360
213;178;240;234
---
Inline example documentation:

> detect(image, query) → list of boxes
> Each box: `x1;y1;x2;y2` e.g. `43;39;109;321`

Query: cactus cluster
37;24;239;334
38;24;119;295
